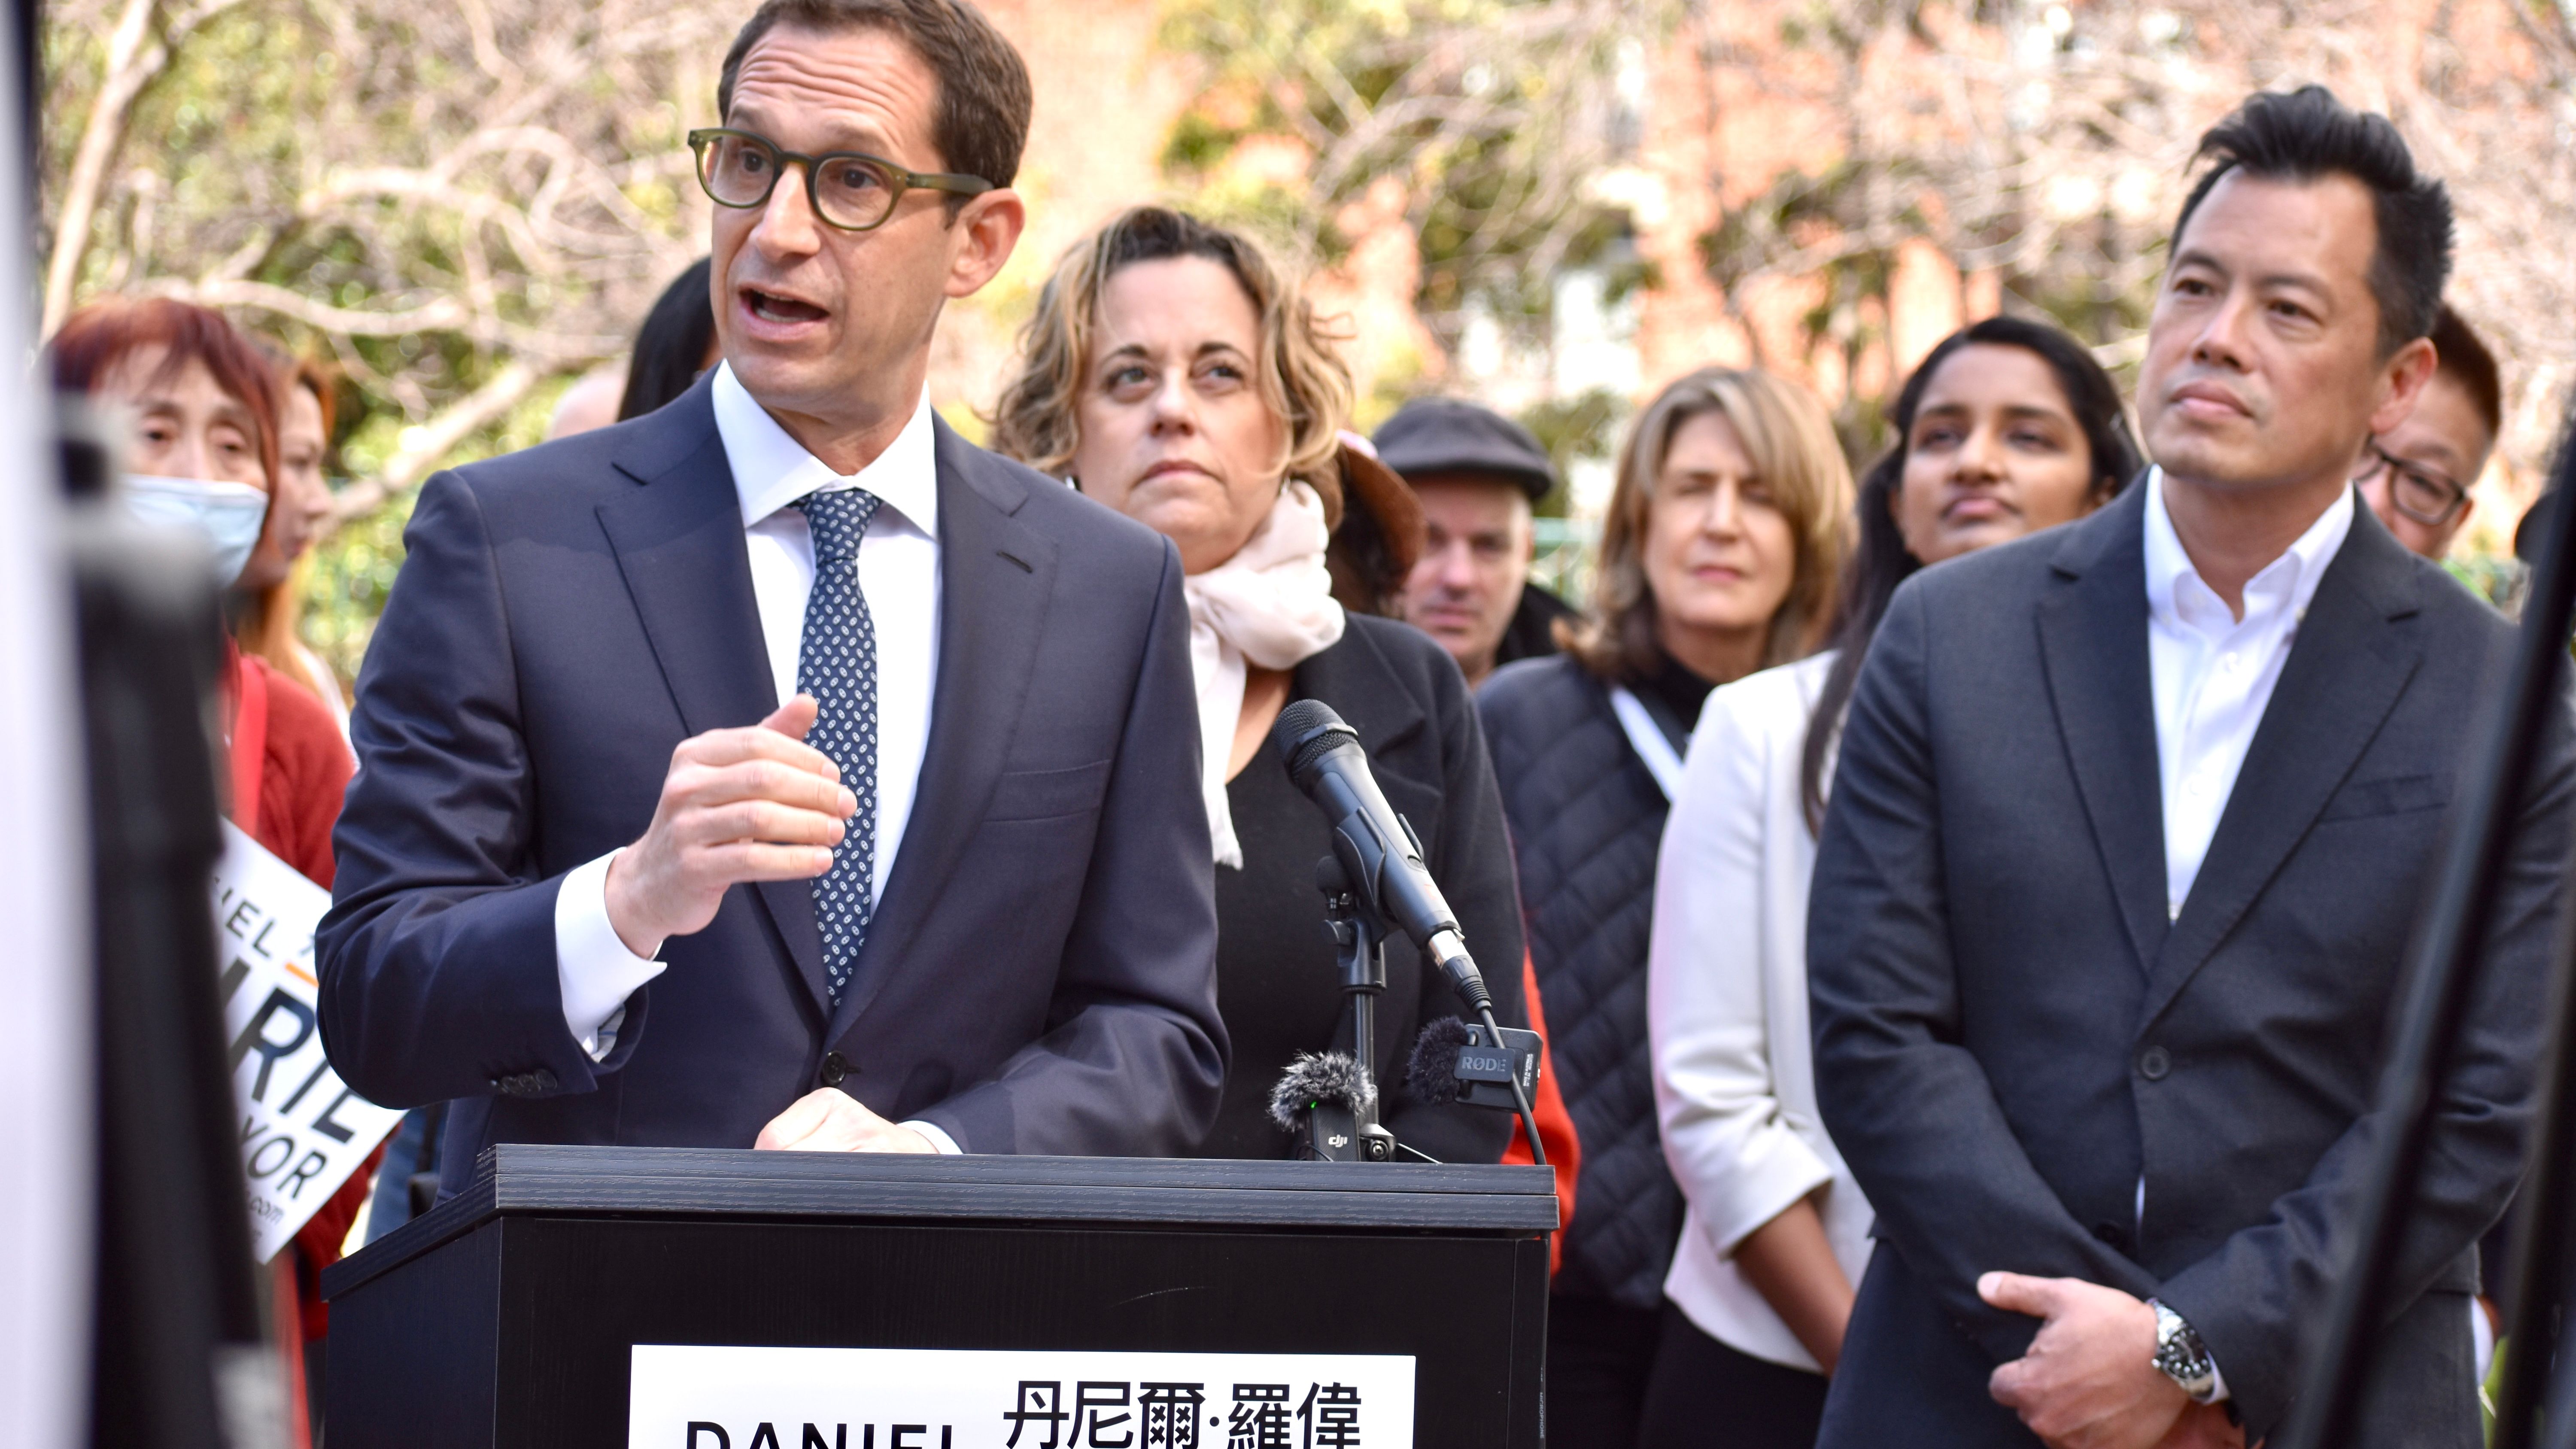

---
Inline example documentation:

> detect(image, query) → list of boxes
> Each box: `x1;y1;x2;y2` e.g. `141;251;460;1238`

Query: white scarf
1183;481;1346;868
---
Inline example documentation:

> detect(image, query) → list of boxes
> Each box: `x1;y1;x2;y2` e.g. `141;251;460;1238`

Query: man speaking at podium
317;0;1226;1187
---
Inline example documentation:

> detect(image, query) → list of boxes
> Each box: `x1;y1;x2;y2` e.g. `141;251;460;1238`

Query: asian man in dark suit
1807;87;2571;1449
317;0;1227;1183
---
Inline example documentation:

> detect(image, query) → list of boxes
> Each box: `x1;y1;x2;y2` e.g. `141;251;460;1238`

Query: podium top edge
479;1144;1560;1194
326;1146;1559;1299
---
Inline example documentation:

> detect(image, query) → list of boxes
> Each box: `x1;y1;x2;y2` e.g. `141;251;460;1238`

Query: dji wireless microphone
1271;699;1494;1014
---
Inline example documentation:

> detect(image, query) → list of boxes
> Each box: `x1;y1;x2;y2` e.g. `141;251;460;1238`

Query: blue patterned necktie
796;488;884;1010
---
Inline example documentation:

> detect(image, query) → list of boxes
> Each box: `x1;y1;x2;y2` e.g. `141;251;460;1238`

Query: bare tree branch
321;359;548;531
44;0;165;335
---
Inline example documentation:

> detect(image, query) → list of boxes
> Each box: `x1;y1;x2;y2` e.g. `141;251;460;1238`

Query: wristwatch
2147;1298;2218;1403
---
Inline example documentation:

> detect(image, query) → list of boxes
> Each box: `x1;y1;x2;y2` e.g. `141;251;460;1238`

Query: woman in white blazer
1642;317;2142;1448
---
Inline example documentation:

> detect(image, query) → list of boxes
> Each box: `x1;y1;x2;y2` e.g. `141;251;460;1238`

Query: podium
322;1145;1556;1449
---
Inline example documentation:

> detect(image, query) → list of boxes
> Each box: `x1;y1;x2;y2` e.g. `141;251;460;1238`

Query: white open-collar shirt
550;364;945;1104
2142;466;2354;921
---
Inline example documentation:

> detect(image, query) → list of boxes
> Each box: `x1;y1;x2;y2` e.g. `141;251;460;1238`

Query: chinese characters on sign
631;1347;1414;1449
1004;1379;1362;1449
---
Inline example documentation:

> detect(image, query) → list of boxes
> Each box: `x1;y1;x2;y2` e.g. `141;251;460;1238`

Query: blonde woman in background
1475;366;1853;1449
990;205;1528;1163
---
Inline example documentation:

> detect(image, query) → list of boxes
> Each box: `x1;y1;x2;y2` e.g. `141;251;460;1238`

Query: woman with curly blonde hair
991;206;1527;1164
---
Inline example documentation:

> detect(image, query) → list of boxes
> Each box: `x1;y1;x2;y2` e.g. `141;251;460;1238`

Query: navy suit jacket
1807;483;2570;1447
317;378;1227;1186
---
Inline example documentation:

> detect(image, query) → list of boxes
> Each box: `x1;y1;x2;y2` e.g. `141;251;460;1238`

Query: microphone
1267;1051;1390;1162
1266;1050;1374;1130
1272;700;1493;1014
1405;1017;1544;1111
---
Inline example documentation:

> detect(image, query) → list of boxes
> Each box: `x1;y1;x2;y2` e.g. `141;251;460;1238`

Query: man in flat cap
1379;398;1578;688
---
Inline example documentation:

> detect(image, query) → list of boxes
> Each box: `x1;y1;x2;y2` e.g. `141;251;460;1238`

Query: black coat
317;377;1228;1181
1194;613;1528;1165
1478;653;1689;1309
1808;482;2572;1447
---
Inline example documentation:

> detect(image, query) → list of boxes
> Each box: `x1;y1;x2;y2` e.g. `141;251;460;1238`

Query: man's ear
945;188;1027;300
2368;335;2439;438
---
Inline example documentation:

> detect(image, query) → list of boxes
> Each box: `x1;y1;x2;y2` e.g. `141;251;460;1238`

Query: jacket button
2093;1222;2124;1246
2137;1046;2172;1081
819;1051;850;1087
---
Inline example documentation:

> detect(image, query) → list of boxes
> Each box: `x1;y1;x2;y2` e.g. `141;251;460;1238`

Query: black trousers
1546;1295;1666;1449
1636;1302;1830;1449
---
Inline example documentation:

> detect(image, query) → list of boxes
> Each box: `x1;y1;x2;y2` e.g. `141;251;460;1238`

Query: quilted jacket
1478;654;1687;1309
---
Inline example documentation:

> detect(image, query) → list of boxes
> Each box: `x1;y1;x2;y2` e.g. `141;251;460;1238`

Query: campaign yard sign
629;1346;1418;1449
213;820;402;1262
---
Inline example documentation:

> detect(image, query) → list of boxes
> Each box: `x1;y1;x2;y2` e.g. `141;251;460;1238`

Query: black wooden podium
322;1145;1556;1449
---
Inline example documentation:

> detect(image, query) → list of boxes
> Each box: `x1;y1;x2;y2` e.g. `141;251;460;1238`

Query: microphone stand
1309;857;1397;1163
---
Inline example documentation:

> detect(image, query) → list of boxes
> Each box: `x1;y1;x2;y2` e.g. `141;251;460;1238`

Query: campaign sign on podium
630;1345;1417;1449
212;820;402;1260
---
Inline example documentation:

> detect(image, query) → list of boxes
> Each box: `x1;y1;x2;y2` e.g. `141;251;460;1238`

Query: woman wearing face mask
1475;367;1853;1449
1642;318;2139;1447
48;297;371;1449
991;207;1528;1164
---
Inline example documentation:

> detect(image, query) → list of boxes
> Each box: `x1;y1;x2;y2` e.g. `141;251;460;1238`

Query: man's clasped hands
1980;1273;2248;1449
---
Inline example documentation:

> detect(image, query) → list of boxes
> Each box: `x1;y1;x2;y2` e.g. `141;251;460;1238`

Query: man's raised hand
1981;1272;2190;1449
603;695;854;959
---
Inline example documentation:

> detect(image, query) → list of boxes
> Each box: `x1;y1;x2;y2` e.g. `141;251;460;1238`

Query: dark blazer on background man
1806;481;2570;1448
317;378;1227;1191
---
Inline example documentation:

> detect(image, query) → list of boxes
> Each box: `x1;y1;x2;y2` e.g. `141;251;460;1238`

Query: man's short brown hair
718;0;1033;191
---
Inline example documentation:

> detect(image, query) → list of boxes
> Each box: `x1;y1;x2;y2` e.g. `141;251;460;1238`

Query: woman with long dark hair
1644;317;2140;1447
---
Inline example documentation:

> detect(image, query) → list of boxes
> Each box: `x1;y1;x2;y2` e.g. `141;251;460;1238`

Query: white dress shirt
550;363;956;1150
1649;651;1876;1372
2143;468;2354;920
2138;467;2352;1397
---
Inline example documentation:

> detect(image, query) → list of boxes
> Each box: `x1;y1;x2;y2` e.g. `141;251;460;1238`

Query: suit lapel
595;380;829;1018
829;422;1058;1039
2138;503;2424;1029
2036;484;2172;977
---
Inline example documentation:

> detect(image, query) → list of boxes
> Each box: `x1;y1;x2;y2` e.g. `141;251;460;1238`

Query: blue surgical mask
122;475;270;587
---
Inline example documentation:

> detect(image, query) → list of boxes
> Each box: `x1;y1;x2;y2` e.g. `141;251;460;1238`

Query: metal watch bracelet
2147;1298;2218;1403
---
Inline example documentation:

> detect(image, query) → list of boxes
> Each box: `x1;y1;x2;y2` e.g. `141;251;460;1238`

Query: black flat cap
1373;397;1557;502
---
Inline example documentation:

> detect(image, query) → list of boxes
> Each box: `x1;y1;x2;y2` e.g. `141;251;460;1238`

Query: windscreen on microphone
1267;1050;1374;1132
1274;698;1357;784
1405;1016;1473;1106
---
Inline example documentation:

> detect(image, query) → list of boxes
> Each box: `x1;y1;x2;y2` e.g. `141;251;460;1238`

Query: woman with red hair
50;296;373;1449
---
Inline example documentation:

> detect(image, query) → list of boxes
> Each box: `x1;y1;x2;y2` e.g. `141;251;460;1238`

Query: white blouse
1647;650;1874;1372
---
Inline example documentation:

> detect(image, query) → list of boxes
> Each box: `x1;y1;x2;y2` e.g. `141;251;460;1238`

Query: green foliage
302;485;416;689
1157;0;1668;350
1516;387;1623;516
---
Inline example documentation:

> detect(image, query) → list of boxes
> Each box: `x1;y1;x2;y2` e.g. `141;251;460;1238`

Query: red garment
1502;952;1582;1273
232;653;352;887
225;652;380;1345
